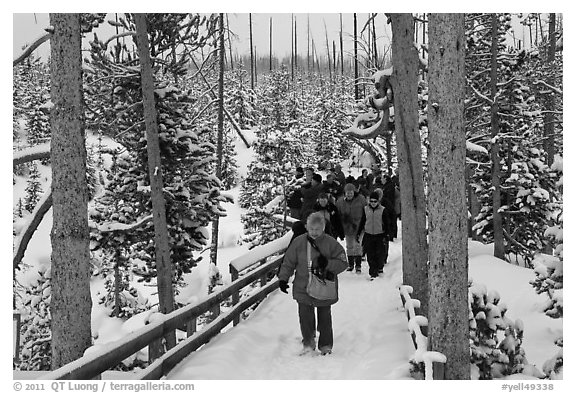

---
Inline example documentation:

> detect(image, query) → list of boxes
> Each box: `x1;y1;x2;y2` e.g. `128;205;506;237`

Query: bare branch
13;190;53;271
13;33;51;67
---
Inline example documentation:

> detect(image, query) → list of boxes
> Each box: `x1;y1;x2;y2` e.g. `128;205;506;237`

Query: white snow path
166;237;415;380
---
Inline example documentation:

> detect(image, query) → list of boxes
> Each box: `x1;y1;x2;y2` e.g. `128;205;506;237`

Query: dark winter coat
322;180;343;202
287;188;303;209
335;193;367;236
278;233;348;306
313;201;344;239
300;182;324;220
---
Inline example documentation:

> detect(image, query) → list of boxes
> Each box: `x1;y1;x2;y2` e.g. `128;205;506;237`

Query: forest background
4;2;570;382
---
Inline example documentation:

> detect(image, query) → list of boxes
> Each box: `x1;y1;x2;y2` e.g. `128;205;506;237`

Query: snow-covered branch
534;80;562;95
13;190;53;271
466;140;489;155
13;142;51;166
13;32;51;67
97;215;153;233
468;82;493;106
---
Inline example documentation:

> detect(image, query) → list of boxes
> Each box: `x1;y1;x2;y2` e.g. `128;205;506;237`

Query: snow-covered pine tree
87;14;228;293
467;14;562;265
16;265;52;371
468;281;533;379
220;126;239;189
531;154;563;379
225;64;258;129
23;162;42;212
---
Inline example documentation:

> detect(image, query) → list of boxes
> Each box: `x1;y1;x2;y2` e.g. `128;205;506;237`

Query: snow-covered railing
399;285;447;380
229;231;292;325
40;251;287;380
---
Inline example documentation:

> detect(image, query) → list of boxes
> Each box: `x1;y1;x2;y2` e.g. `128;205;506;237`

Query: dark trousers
298;303;333;351
363;233;388;277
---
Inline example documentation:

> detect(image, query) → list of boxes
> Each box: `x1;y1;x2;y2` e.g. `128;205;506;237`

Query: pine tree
24;162;42;212
16;266;52;371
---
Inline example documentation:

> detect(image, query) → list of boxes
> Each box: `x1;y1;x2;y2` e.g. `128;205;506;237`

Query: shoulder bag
305;239;337;301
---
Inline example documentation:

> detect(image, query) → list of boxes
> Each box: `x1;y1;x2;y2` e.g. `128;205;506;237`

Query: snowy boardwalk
166;240;415;380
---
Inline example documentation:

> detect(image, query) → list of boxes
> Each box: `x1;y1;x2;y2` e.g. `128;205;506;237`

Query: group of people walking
277;162;401;356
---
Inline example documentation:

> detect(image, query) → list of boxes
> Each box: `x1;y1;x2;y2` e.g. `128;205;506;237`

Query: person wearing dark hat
322;172;343;203
356;191;393;279
286;166;305;219
335;182;367;273
300;173;324;221
332;163;346;186
313;192;344;239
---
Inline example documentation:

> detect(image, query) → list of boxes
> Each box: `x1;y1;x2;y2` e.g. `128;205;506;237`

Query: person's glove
279;280;289;293
317;255;328;269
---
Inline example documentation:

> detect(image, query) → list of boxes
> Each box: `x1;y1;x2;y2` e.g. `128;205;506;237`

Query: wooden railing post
186;318;197;337
149;338;164;363
231;265;240;326
259;258;267;287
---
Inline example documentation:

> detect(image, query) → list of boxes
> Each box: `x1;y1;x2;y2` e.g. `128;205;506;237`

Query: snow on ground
9;129;564;383
167;236;414;380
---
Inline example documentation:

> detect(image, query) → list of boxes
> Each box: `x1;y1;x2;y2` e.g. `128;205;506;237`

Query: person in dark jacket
357;191;392;279
313;193;344;239
278;213;348;355
380;175;399;239
335;183;367;273
332;163;346;186
286;167;305;219
300;173;323;221
322;172;343;203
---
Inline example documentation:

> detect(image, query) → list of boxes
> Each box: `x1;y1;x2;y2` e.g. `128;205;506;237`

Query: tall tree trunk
211;13;226;268
307;15;311;75
490;14;505;259
291;14;295;81
372;14;378;67
354;13;359;100
390;13;429;317
340;14;344;76
49;13;92;369
226;14;233;71
249;13;254;90
294;16;298;74
544;13;556;166
269;17;273;72
324;20;332;83
134;14;176;349
421;13;427;81
333;41;337;73
427;13;470;380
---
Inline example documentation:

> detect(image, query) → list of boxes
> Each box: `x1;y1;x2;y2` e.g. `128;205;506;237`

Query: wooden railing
40;243;290;380
399;285;446;380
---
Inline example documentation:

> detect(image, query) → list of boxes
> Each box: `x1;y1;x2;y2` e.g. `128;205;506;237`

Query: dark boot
347;256;354;271
355;256;362;273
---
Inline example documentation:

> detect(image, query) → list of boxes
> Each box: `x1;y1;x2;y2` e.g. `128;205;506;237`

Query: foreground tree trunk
427;13;470;380
543;13;556;166
390;13;429;317
489;14;505;259
210;13;225;267
49;13;92;369
134;14;176;349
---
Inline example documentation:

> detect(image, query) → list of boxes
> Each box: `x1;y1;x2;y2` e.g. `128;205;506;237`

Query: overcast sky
13;13;394;63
